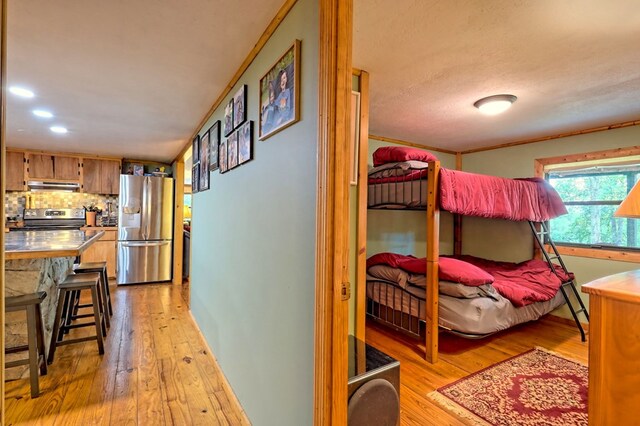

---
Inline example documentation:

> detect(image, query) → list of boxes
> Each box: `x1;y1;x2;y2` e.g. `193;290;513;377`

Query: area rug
428;348;588;426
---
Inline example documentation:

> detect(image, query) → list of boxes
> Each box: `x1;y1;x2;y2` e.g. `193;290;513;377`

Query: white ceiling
7;0;283;161
354;0;640;152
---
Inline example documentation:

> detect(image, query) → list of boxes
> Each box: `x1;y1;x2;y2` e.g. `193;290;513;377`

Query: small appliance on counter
117;175;173;285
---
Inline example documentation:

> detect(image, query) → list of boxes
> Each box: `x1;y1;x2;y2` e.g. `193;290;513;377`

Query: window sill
545;244;640;263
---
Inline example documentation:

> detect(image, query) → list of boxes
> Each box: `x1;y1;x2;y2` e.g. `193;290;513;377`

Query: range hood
27;181;80;192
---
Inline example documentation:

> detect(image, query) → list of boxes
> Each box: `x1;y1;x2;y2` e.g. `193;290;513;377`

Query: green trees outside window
548;165;640;249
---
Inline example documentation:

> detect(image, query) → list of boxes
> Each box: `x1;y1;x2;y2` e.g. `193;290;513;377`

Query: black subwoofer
347;336;400;426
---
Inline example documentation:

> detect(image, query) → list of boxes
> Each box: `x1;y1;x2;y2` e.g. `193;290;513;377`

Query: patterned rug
428;348;588;426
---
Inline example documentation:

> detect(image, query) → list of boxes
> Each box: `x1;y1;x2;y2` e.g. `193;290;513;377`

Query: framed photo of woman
224;99;234;137
259;40;301;140
233;85;247;130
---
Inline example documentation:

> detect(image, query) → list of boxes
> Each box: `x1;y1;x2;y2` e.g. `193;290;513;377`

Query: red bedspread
453;255;573;307
439;168;567;221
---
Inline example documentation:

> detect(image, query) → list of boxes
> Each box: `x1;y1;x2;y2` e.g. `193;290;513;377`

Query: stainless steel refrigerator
117;175;174;285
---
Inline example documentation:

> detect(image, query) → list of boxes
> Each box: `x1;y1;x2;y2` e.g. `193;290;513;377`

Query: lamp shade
614;180;640;218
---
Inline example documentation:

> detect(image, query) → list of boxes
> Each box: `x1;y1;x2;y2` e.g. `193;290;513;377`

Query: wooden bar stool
74;261;112;318
47;273;105;365
5;292;48;398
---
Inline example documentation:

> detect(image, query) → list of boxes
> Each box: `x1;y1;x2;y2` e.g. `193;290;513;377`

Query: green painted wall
190;0;318;424
367;138;456;257
462;125;640;317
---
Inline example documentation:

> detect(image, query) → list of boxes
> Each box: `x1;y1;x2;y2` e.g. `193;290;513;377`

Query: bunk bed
365;146;589;363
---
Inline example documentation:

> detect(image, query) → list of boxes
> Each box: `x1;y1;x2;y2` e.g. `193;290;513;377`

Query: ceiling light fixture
9;86;35;98
50;126;68;134
33;109;54;118
474;94;517;116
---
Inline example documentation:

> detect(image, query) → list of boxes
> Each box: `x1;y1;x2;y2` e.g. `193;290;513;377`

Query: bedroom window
547;163;640;250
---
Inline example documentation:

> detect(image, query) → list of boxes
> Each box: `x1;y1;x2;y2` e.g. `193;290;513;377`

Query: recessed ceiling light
474;94;517;115
9;86;35;98
50;126;68;134
33;109;54;118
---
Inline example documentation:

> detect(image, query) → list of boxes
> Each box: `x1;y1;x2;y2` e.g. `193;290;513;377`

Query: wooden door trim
172;159;185;288
355;70;369;340
1;0;7;420
315;0;352;424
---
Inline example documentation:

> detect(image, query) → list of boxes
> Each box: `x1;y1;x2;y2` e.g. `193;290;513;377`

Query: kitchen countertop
5;229;105;260
80;226;118;231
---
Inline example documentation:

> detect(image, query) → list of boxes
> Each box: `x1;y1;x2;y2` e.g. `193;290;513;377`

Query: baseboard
187;310;252;425
546;313;589;331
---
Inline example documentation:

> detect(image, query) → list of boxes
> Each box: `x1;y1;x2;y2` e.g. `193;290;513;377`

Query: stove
21;208;86;230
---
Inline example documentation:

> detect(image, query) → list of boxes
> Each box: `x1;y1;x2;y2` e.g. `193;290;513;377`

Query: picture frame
199;130;210;191
238;121;253;165
224;99;234;137
133;164;144;176
350;91;361;185
233;85;247;130
259;39;301;140
192;164;200;193
192;135;200;163
208;120;221;171
228;133;239;169
219;139;228;173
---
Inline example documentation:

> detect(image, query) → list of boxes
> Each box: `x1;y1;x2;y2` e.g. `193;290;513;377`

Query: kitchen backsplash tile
5;192;118;218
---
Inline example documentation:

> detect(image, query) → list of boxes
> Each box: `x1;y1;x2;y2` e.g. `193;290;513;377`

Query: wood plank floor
366;316;589;426
4;283;249;425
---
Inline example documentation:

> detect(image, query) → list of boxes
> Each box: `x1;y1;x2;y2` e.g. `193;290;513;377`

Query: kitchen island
5;229;104;379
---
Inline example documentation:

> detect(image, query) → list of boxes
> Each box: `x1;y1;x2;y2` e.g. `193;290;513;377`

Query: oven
20;208;86;231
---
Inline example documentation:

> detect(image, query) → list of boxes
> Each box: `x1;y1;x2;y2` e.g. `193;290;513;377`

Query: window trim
535;146;640;263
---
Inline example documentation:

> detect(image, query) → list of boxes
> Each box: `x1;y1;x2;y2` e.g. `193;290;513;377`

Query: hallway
5;283;248;425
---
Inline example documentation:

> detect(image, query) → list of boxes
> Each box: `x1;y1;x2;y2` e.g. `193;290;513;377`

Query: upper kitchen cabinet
28;154;80;180
83;158;121;195
6;151;25;191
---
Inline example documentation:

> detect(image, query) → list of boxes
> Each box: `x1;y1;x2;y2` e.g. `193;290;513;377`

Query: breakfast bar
4;229;104;379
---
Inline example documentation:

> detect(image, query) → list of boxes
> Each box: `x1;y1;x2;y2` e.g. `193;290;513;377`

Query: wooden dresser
582;270;640;426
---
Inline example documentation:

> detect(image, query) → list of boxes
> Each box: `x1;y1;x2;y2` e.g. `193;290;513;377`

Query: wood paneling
28;154;54;179
4;284;249;425
366;316;588;426
82;158;102;193
5;150;24;191
582;272;640;425
54;155;79;180
82;231;117;278
173;160;185;288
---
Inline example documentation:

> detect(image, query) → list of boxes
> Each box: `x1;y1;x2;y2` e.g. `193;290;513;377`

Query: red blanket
453;255;573;307
439;168;567;221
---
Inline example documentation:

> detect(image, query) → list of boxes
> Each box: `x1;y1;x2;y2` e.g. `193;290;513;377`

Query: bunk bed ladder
528;221;590;342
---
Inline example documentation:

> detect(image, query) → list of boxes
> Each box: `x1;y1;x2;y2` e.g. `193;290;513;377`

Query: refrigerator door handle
120;241;171;248
144;176;152;240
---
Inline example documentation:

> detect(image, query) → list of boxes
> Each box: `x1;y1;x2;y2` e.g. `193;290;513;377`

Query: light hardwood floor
366;317;589;426
5;283;249;425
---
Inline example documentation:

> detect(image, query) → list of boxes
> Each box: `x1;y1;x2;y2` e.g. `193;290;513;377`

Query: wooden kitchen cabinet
6;151;25;191
81;229;117;278
54;155;80;180
582;270;640;426
29;154;55;179
28;154;79;180
83;159;120;194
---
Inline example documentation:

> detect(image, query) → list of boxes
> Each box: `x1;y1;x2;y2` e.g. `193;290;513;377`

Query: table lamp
614;180;640;218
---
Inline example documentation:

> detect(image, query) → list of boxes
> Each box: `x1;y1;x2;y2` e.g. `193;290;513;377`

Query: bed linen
366;279;565;336
439;168;567;221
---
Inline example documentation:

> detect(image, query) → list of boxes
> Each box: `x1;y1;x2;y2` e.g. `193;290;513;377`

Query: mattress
366;280;566;336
